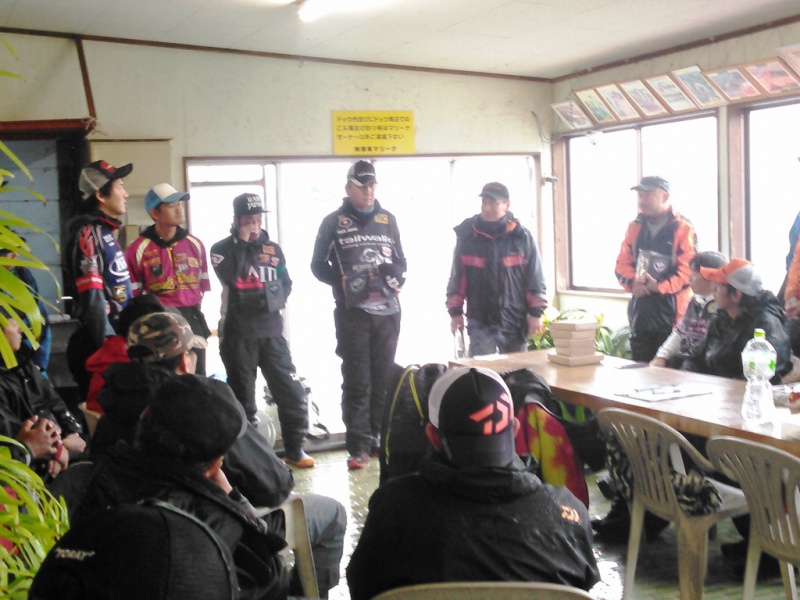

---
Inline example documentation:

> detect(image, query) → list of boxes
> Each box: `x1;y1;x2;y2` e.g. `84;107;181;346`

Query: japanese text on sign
332;110;415;156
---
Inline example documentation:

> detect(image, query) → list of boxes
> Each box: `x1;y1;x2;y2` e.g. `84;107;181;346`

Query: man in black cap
446;181;547;356
210;193;313;469
615;176;697;362
311;160;407;469
347;366;599;600
71;374;289;600
65;160;134;402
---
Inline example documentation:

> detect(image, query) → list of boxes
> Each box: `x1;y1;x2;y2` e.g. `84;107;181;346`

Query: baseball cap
347;161;377;186
145;183;190;213
700;258;763;296
127;312;208;363
79;160;133;199
479;182;510;201
29;500;237;600
116;294;166;337
233;193;267;218
143;374;248;461
631;175;670;193
427;366;516;467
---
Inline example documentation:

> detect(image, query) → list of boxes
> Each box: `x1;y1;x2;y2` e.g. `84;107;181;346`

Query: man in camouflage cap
127;311;208;369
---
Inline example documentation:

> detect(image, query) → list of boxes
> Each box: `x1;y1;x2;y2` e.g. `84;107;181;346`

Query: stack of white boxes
546;320;603;366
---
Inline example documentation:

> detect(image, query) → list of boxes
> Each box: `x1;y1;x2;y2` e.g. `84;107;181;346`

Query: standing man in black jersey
311;161;407;469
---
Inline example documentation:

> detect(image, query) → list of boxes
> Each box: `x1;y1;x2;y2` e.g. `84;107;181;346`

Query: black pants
66;326;99;407
629;327;671;363
334;306;401;456
220;335;309;454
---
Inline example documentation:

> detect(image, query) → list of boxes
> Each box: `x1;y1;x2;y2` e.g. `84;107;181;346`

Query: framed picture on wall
619;80;669;117
550;100;593;130
744;59;800;95
703;67;762;102
644;74;697;112
671;65;726;108
778;43;800;77
595;84;640;120
575;88;617;124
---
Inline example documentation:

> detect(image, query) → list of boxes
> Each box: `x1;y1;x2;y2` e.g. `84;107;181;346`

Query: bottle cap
754;328;766;338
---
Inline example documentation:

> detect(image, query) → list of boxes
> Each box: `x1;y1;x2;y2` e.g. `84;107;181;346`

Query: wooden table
452;350;800;457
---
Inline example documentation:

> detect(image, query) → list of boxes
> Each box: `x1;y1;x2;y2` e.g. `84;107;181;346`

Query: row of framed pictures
552;43;800;130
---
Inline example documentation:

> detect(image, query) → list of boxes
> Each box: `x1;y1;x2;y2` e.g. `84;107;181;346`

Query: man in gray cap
615;176;697;362
446;181;547;356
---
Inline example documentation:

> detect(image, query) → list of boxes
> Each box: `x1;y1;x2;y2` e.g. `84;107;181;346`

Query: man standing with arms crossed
446;182;547;356
65;160;134;402
311;161;407;469
615;176;697;362
125;183;212;374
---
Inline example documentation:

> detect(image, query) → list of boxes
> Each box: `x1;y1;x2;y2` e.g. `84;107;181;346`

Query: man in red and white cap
683;258;791;382
125;183;212;374
347;366;599;600
65;160;134;402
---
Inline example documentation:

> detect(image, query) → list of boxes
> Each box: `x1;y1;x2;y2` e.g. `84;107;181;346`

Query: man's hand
62;432;87;454
631;279;651;297
17;416;60;458
643;273;660;293
527;315;543;336
650;357;668;368
450;315;465;335
786;297;800;319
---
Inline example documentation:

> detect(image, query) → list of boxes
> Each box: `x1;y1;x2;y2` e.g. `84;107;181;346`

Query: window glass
748;102;800;292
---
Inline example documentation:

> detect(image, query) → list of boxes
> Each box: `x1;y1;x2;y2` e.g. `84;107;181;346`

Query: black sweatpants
220;335;308;454
334;306;401;456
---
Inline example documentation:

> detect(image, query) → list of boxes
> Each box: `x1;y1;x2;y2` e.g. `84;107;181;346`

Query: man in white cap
125;183;212;374
347;366;599;599
65;160;134;401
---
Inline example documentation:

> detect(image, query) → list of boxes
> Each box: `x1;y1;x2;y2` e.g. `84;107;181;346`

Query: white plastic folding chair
708;436;800;600
253;494;319;599
598;408;749;600
371;581;594;600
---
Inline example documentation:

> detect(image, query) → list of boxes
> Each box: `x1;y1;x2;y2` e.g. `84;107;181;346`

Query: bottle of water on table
741;328;776;424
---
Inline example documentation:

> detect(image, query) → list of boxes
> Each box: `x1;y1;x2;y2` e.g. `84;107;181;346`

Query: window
747;101;800;292
567;116;719;291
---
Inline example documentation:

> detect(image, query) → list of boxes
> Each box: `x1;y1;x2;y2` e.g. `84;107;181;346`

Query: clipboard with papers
616;384;714;402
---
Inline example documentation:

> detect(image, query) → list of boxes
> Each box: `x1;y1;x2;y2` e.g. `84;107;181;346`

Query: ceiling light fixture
297;0;391;23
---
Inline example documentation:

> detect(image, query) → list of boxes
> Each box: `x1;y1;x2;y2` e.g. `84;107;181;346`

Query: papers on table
616;384;713;402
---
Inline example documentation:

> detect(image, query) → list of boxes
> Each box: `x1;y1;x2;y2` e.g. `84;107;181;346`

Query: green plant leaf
0;141;32;181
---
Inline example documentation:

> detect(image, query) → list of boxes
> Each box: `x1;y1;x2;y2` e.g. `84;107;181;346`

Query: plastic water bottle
741;328;777;424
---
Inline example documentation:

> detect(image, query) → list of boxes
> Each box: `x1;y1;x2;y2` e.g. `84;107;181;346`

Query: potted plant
528;307;631;358
0;436;69;599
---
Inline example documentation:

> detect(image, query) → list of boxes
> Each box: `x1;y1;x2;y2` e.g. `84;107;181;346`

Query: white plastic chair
253;494;319;598
597;408;749;600
371;581;595;600
707;436;800;600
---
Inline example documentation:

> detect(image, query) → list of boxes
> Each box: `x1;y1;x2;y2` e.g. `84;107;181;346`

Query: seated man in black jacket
347;366;600;600
82;311;345;597
0;312;85;478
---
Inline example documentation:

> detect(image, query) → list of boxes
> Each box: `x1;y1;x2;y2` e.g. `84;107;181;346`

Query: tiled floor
291;450;791;600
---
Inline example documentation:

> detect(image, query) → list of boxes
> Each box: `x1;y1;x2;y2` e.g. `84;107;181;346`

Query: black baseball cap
232;193;267;218
479;182;510;201
427;367;516;468
631;176;670;193
79;160;133;199
347;161;377;186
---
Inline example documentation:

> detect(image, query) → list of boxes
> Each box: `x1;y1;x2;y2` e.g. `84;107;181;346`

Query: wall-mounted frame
618;80;669;117
551;99;593;130
778;43;800;77
703;67;762;102
671;65;725;108
595;84;640;120
575;88;617;124
744;59;800;96
644;74;697;112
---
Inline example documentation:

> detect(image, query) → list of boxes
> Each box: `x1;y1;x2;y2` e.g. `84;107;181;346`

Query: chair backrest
597;408;689;520
79;404;102;438
370;581;594;600
253;495;319;598
707;436;800;563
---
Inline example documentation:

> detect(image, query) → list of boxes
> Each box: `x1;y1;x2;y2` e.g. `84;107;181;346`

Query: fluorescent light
298;0;390;23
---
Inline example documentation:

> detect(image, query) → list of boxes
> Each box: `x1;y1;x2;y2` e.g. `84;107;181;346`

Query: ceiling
1;0;800;80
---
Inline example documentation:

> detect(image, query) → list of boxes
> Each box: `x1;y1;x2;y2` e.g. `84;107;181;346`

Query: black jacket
347;454;599;600
685;290;792;383
446;212;547;335
74;443;289;600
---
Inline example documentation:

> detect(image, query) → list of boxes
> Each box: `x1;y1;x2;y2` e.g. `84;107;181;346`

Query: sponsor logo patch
374;213;389;224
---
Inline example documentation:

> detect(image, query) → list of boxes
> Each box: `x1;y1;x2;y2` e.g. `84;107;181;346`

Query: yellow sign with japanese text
332;110;415;156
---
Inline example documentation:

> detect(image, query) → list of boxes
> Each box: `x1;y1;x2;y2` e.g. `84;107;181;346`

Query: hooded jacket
685;290;791;383
446;212;547;336
347;454;599;600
